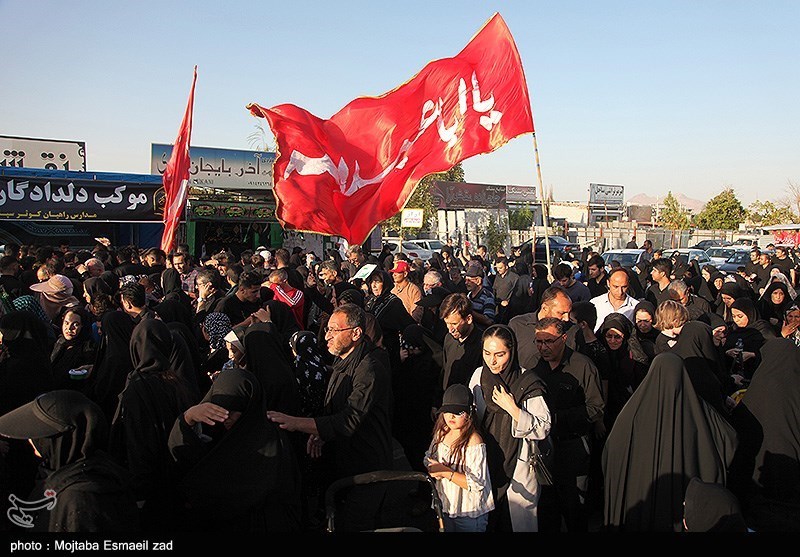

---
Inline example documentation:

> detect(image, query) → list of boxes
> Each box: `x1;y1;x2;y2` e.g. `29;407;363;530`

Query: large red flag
248;13;534;245
160;66;198;253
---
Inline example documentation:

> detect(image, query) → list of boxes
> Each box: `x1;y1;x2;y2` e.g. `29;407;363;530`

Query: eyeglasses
324;326;357;335
636;318;652;324
604;333;624;340
534;337;563;347
445;411;468;417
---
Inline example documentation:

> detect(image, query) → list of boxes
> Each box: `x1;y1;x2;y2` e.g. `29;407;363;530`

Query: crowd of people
0;234;797;533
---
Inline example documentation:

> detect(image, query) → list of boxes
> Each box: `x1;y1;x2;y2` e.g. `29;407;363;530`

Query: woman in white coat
468;324;551;532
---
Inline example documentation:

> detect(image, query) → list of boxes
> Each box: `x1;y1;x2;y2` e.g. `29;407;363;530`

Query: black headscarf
633;300;659;357
602;352;738;532
98;271;119;296
0;311;53;415
717;281;747;321
478;325;546;496
725;298;776;377
128;318;196;409
167;368;301;531
708;271;726;300
130;318;173;376
244;323;300;415
86;311;136;421
758;281;792;330
688;261;715;303
82;277;113;302
671;320;729;412
160;268;189;303
50;308;96;390
167;323;204;401
263;299;301;349
728;338;800;531
598;313;650;426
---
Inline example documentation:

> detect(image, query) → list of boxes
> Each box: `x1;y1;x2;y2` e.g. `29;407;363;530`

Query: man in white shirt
590;268;638;332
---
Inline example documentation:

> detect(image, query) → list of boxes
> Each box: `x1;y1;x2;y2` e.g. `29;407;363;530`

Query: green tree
508;205;534;230
381;163;465;236
694;188;745;229
660;191;691;230
747;200;799;226
484;218;508;255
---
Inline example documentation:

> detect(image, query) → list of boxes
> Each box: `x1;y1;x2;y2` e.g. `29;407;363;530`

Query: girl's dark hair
482;323;515;349
431;409;479;471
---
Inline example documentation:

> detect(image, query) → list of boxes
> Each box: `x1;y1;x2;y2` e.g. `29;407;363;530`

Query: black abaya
602;352;738;532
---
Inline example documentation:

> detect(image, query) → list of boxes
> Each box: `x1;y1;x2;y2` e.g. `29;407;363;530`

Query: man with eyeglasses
509;286;575;371
267;303;393;531
590;268;638;333
531;317;604;533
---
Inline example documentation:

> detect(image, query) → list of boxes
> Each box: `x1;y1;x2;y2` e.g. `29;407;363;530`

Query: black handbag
530;436;554;486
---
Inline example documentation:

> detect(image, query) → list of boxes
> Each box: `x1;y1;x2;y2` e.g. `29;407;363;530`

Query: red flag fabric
248;13;534;245
160;66;198;253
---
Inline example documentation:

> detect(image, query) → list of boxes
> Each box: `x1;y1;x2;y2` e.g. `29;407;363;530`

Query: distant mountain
627;192;705;213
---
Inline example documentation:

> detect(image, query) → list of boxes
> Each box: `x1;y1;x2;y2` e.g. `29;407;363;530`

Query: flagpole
532;132;552;280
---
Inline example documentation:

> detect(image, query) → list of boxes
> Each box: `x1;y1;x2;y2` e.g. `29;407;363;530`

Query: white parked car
411;238;446;252
381;238;434;261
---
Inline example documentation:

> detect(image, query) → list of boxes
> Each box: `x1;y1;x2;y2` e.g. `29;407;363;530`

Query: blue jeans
444;513;489;532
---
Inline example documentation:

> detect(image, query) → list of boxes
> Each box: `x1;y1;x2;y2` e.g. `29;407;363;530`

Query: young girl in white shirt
424;383;494;532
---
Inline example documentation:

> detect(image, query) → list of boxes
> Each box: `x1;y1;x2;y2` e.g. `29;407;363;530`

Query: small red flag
160;66;198;253
248;13;534;245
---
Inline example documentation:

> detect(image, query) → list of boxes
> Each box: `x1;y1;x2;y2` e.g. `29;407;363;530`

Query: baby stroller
324;470;444;532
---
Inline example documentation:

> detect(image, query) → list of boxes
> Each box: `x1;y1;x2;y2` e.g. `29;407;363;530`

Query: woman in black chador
85;311;136;423
728;337;800;532
0;390;139;532
168;368;302;532
602;352;737;532
110;318;196;531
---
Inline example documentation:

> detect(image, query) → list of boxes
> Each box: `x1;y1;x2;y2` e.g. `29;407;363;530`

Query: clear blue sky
2;1;798;206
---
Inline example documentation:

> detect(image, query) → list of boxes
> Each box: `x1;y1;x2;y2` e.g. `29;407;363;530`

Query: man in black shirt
114;246;150;277
439;293;484;398
492;257;521;325
532;317;604;533
584;255;608;298
266;303;393;531
645;258;673;307
772;245;795;285
213;270;263;328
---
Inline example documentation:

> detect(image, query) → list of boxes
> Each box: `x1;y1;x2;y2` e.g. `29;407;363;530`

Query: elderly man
509;285;574;370
423;270;445;295
590;268;638;332
390;260;424;323
464;265;495;327
83;257;105;278
267;303;393;531
668;279;713;322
